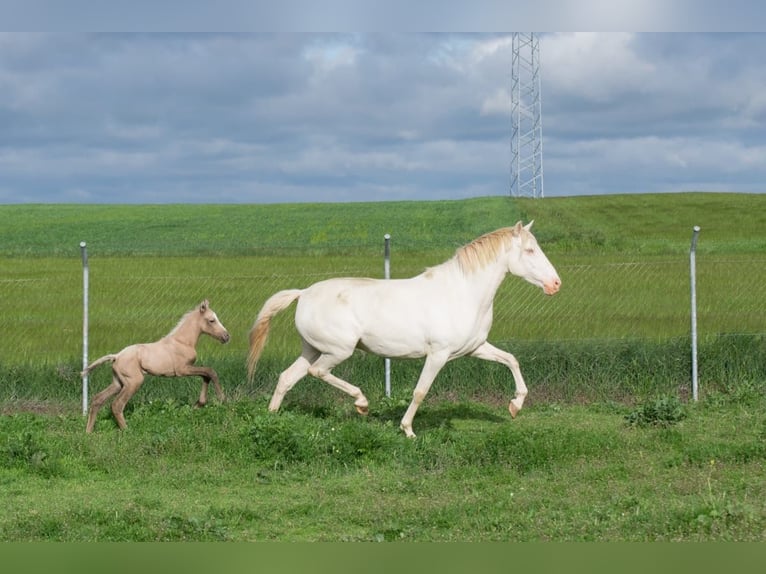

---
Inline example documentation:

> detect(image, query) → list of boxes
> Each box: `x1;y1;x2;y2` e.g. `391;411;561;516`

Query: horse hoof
355;404;369;416
508;402;519;418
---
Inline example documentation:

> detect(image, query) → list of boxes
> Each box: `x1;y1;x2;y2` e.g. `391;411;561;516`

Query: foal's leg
109;372;145;430
177;365;224;407
268;343;319;412
470;342;528;417
399;351;450;439
307;351;369;415
86;376;122;433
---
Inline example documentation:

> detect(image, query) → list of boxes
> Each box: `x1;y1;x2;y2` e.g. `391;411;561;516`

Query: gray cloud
0;32;765;203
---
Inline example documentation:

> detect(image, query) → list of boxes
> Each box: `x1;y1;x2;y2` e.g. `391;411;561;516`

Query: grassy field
1;389;765;541
2;193;766;258
1;193;765;541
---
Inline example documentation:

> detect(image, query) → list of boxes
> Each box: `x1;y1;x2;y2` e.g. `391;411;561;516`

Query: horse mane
166;309;194;337
167;308;197;337
453;227;520;274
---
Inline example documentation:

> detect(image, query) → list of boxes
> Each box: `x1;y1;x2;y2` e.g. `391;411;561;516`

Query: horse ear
524;220;535;231
512;221;524;235
199;299;209;313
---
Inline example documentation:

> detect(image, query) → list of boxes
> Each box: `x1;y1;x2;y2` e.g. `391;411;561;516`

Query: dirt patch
0;400;78;416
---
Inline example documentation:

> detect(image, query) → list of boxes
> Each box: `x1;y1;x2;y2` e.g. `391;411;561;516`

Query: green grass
2;193;765;258
1;193;765;541
1;388;765;541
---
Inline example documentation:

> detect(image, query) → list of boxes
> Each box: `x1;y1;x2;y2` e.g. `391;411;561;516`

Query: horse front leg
470;342;528;418
196;378;210;408
399;351;449;439
179;366;225;407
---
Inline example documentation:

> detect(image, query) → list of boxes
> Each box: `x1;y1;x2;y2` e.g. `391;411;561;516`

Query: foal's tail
247;289;303;382
80;354;118;377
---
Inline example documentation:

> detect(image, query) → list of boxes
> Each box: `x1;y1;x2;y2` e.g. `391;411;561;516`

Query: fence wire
2;254;765;371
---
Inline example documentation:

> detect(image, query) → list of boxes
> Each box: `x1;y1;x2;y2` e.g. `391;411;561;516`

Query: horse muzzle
220;332;231;344
543;277;562;296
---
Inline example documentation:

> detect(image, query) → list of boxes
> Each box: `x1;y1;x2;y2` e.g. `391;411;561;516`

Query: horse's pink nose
545;277;561;295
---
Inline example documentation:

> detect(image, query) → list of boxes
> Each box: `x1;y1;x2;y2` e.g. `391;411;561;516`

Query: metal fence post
80;241;89;416
384;234;391;398
689;226;701;402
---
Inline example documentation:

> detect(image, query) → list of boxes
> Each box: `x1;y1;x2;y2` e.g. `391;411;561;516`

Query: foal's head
196;299;231;343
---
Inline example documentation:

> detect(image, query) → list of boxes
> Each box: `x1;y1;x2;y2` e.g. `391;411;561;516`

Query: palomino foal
82;299;230;433
247;222;561;438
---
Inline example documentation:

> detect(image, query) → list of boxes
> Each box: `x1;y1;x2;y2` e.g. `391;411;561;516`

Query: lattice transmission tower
510;32;544;198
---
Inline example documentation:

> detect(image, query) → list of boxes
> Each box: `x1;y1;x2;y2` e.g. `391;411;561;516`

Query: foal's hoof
508;402;519;418
355;404;369;416
194;401;205;409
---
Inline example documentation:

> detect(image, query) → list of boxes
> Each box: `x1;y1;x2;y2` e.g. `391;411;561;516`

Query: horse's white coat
248;221;561;438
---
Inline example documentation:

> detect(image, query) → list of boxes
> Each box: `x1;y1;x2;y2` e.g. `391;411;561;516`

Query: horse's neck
470;261;508;306
166;317;201;348
441;257;508;309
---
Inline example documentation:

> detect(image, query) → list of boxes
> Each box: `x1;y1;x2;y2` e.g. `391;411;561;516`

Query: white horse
247;221;561;438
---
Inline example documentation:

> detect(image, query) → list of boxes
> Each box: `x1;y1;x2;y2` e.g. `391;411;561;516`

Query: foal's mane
167;307;199;337
168;309;196;336
453;226;525;274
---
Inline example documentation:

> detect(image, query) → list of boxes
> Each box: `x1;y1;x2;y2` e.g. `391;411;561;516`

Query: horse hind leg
86;377;122;433
268;343;319;412
307;352;369;415
109;372;145;430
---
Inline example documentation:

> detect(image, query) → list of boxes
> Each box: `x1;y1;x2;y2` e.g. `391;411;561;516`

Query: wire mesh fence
3;251;765;370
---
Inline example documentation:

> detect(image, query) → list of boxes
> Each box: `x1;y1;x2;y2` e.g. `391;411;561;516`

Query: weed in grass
0;424;64;478
325;420;396;461
249;412;320;465
248;411;403;468
625;395;687;428
2;432;54;477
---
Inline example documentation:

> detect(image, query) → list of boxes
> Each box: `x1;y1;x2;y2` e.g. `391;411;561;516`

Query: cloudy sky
1;32;766;203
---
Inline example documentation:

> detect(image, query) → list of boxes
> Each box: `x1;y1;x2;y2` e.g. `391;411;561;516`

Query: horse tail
247;289;303;382
80;354;118;377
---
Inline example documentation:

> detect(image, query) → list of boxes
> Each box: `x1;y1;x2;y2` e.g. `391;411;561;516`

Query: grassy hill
1;192;764;257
